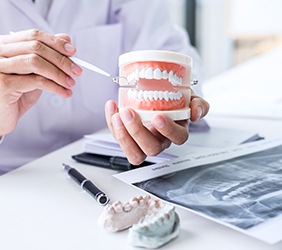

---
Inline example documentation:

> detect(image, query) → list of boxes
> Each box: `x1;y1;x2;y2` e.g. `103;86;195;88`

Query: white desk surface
1;116;282;250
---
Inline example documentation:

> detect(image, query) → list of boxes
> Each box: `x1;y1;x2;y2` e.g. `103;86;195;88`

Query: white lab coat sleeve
113;0;206;95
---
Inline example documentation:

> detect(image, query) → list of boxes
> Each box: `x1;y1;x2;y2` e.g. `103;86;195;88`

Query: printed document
114;138;282;244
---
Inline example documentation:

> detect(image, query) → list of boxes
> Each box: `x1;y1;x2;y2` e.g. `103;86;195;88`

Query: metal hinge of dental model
113;77;199;86
191;79;198;85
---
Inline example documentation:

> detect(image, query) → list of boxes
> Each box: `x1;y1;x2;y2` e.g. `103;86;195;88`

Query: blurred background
168;0;282;119
168;0;282;78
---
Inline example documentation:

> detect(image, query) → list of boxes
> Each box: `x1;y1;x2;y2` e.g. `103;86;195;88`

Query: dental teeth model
97;195;163;232
97;195;180;248
117;50;193;121
128;203;180;249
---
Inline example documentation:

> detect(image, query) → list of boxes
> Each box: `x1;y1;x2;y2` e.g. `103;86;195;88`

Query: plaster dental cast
0;0;209;174
98;194;180;249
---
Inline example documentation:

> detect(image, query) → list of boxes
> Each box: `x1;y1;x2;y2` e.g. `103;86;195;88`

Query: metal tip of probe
62;163;71;171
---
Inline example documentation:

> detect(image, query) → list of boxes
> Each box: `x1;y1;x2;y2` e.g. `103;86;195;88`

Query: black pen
63;163;110;206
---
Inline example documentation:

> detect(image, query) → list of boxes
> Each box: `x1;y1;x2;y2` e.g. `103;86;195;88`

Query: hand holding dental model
105;50;209;165
0;27;208;172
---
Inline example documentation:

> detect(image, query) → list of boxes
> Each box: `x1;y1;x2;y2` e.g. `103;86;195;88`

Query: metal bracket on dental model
112;76;128;84
191;79;198;86
113;76;198;86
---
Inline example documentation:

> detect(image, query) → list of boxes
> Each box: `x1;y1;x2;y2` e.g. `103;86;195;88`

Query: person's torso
0;0;123;171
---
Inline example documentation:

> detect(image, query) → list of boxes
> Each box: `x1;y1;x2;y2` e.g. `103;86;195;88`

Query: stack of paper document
83;126;261;163
114;138;282;245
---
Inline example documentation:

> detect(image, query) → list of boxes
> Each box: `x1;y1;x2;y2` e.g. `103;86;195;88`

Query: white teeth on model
134;70;139;81
145;68;153;79
127;89;182;101
126;67;183;86
153;68;162;80
140;69;145;78
162;70;168;79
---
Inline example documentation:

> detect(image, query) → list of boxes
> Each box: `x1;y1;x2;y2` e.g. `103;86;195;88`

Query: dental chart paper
114;138;282;244
83;126;260;163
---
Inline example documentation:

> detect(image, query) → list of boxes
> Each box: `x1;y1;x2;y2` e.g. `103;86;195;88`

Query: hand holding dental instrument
71;57;130;84
9;31;112;78
63;163;110;206
69;58;131;84
69;56;111;77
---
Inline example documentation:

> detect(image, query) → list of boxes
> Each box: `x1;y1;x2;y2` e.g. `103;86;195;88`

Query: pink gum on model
117;50;193;121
